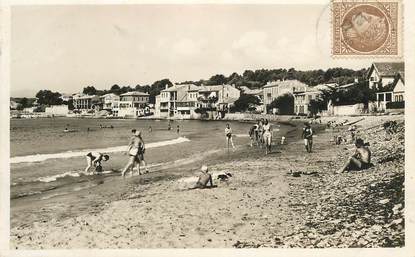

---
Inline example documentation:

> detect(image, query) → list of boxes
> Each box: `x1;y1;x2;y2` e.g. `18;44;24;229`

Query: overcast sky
11;4;377;97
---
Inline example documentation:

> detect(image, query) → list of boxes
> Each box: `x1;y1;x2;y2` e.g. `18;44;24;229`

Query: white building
367;62;405;111
198;84;241;111
100;93;120;116
263;80;308;113
45;105;69;116
118;91;149;118
367;62;404;90
59;94;73;103
73;94;101;113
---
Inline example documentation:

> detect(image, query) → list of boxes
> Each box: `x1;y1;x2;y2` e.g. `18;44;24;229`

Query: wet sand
10;115;404;249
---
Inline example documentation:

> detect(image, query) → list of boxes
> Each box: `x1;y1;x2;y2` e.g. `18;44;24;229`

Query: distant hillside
178;67;368;89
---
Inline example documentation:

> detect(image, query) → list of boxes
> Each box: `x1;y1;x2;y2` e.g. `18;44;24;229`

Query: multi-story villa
100;93;120;116
118;91;149;118
72;94;101;113
263;80;308;113
157;84;240;118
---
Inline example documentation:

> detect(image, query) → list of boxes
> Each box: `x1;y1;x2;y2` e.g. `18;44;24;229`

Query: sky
11;4;376;97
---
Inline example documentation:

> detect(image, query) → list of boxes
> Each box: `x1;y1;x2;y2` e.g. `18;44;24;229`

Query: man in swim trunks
262;119;272;154
336;138;371;174
302;122;313;153
85;152;109;174
225;123;235;150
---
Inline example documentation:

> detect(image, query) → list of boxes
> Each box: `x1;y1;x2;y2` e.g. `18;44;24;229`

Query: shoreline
10;115;404;249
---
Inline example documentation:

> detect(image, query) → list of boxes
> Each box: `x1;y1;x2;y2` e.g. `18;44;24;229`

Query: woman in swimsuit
262;119;272;154
225;123;235;150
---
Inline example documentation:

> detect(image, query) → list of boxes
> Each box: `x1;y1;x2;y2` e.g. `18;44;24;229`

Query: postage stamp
332;0;402;57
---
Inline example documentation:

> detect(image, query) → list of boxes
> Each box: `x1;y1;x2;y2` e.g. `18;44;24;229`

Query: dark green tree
83;86;97;95
268;93;294;115
206;74;227;85
232;94;261;112
35;90;63;106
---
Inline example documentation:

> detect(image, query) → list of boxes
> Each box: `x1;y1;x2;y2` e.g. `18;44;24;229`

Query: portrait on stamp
332;0;401;56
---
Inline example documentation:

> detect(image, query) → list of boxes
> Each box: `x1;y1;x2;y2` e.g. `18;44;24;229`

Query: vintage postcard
0;0;413;256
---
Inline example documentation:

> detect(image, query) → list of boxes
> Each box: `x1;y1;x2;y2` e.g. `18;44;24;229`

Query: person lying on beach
85;152;109;174
190;165;214;189
336;138;371;174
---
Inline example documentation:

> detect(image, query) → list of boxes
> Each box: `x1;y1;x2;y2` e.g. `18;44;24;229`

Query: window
386;93;392;102
370;77;374;81
378;94;384;101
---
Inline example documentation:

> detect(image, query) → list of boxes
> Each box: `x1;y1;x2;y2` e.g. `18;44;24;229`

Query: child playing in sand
336;138;371;174
85;152;109;174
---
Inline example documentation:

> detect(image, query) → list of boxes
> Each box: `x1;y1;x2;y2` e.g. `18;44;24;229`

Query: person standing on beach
225;123;235;150
121;129;148;177
302;122;313;153
134;131;149;175
263;119;272;154
177;125;180;135
249;124;258;147
257;119;264;148
148;126;152;133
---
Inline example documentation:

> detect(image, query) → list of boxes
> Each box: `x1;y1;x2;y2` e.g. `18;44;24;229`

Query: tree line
15;66;368;111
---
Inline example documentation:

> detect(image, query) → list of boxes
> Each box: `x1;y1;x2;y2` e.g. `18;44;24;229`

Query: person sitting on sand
302;122;313;153
85;152;109;174
336;138;371;174
191;165;214;189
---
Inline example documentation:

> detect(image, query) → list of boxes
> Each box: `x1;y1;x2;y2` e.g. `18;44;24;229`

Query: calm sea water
10;118;297;226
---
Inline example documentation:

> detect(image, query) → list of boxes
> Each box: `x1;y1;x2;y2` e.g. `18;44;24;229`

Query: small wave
11;137;190;164
36;169;118;183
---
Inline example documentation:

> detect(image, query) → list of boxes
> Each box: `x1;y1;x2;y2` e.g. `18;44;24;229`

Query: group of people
248;119;273;154
83;119;372;181
84;128;149;177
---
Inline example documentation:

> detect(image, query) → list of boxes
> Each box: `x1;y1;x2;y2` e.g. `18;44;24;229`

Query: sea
10;117;295;226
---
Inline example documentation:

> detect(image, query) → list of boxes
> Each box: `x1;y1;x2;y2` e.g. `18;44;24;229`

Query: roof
240;86;263;95
73;94;98;99
120;91;149;96
370;62;405;77
219;97;239;104
263;79;308;89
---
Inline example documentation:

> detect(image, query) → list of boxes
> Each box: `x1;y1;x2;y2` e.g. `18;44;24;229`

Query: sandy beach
10;115;404;249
